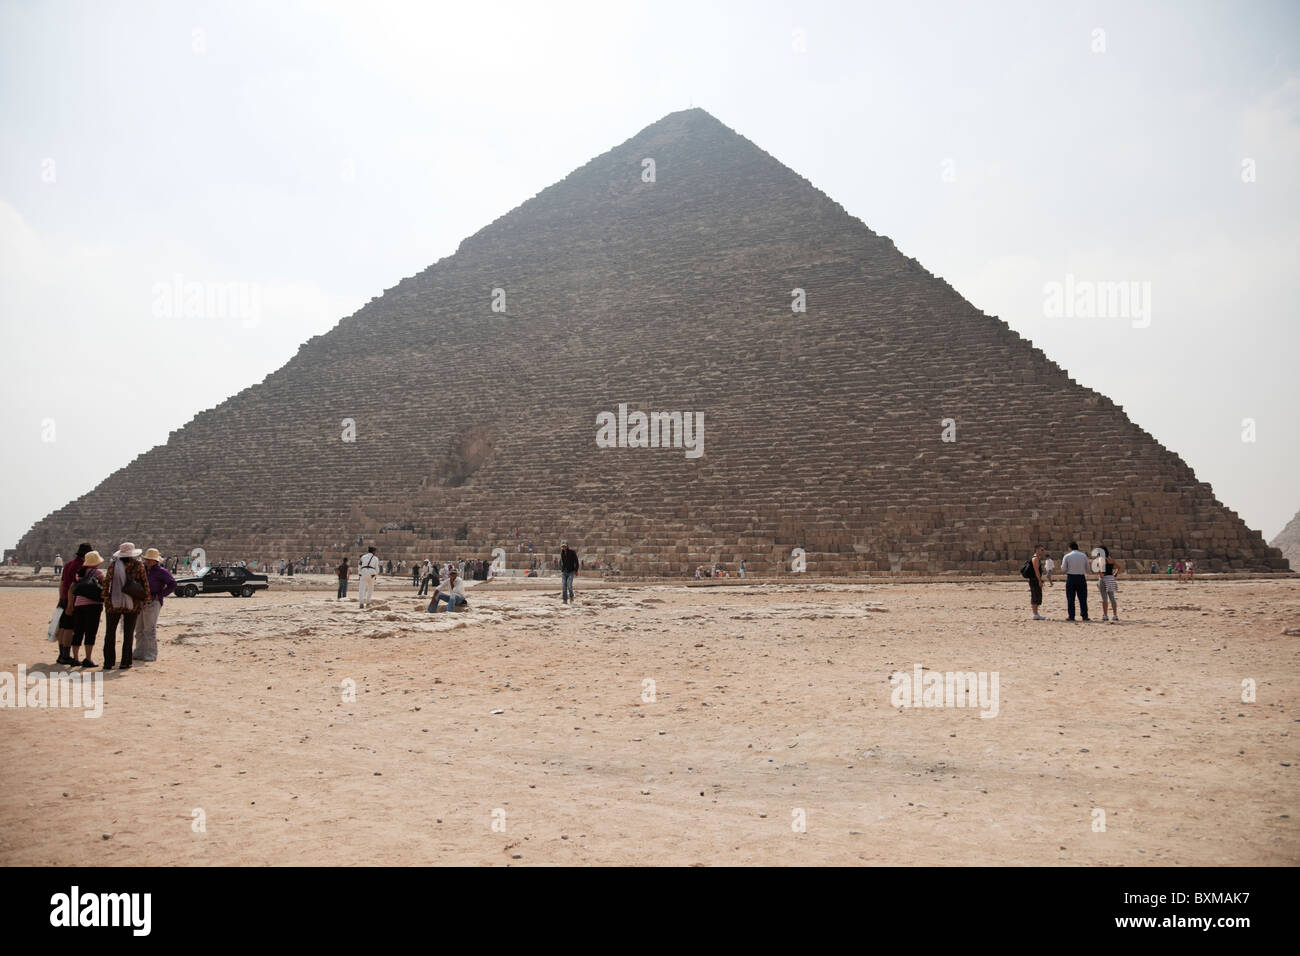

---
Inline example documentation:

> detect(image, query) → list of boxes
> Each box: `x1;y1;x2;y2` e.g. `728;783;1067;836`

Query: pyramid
1269;512;1300;572
16;109;1288;575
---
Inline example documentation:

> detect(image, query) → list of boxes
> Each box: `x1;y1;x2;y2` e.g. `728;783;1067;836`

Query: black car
174;564;270;598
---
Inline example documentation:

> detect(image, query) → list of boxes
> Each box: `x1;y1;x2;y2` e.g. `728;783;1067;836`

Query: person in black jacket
560;541;579;604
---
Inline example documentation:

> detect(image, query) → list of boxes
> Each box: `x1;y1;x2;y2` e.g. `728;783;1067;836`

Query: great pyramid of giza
16;109;1288;575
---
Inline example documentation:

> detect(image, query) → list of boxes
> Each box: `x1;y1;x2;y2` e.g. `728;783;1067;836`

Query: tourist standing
419;560;438;597
739;560;746;579
53;553;63;576
101;542;150;669
69;550;105;667
1096;546;1122;622
1042;555;1055;586
411;562;420;587
358;546;380;609
1026;545;1046;620
1060;542;1090;622
55;543;93;665
337;557;349;600
560;541;578;604
136;548;178;661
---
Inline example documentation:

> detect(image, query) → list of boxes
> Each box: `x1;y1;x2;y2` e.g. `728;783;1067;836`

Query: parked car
174;563;270;598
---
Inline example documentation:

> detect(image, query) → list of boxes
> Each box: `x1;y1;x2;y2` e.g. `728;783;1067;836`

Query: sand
0;576;1296;866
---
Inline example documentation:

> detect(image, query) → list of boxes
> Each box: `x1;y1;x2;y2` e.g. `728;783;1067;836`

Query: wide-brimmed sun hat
142;548;165;563
82;551;104;568
112;542;143;558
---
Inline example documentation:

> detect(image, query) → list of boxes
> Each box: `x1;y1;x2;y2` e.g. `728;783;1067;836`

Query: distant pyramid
1269;512;1300;572
16;109;1288;574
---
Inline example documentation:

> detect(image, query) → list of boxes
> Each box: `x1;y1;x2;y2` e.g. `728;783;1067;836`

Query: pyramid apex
640;106;729;131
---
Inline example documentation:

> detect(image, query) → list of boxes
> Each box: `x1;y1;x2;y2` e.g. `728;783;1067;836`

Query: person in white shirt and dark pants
1061;542;1090;622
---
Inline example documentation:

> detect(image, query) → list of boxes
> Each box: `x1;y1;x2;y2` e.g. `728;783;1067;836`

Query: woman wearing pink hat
100;542;150;670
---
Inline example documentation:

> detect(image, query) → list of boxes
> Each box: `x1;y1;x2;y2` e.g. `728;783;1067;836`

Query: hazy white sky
2;0;1297;551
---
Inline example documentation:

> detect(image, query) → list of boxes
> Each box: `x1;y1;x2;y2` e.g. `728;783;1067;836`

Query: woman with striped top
1096;546;1123;622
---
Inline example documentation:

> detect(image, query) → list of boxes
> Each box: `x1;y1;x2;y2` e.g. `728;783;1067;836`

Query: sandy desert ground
0;575;1296;866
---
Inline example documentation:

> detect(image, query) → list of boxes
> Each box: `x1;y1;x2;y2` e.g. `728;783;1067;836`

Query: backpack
1020;558;1036;579
73;569;102;601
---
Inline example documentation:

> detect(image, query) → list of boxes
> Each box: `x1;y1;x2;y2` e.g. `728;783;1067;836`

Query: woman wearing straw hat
136;548;178;662
68;550;105;667
100;542;150;670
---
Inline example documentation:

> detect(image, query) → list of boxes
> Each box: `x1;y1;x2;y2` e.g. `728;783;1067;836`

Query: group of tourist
412;557;493;582
332;541;581;608
1137;559;1196;580
1024;542;1123;622
52;542;177;669
333;547;484;612
693;562;746;579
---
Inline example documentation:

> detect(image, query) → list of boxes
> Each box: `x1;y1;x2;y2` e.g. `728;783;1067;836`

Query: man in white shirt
1060;542;1090;622
358;546;381;609
429;568;467;612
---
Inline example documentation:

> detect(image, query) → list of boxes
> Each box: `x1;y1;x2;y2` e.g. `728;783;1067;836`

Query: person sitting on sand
429;568;467;612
